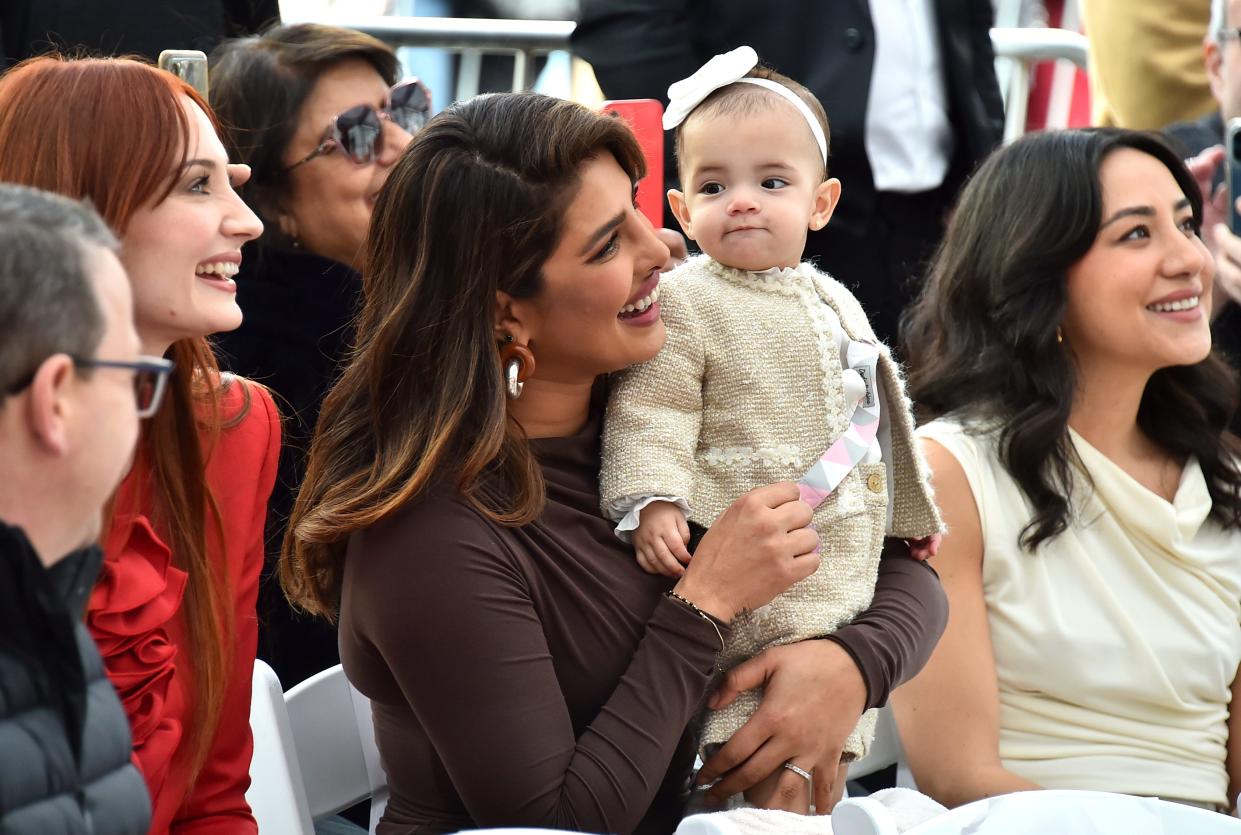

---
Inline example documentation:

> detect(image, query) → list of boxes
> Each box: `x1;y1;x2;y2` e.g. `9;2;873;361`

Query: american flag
1020;0;1093;131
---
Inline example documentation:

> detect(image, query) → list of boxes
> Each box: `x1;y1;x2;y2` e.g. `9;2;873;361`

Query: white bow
662;45;828;165
663;45;758;130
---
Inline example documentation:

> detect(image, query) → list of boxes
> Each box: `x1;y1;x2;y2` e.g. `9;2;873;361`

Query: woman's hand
696;640;867;814
673;483;819;623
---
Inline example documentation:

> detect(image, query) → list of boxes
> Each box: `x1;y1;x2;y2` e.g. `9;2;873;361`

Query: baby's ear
809;178;842;232
667;189;696;240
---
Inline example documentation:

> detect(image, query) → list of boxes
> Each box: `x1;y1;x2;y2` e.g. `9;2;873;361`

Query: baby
599;46;943;806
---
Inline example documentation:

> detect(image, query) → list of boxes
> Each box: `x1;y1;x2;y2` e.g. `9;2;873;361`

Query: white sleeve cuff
610;495;692;543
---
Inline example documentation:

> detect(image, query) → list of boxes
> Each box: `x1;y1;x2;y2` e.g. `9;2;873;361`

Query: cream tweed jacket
600;255;943;759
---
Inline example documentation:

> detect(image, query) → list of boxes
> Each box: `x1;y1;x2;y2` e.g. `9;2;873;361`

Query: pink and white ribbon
798;340;881;509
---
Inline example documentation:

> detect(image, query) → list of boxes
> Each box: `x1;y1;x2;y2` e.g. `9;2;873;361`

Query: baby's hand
633;501;692;577
907;533;942;561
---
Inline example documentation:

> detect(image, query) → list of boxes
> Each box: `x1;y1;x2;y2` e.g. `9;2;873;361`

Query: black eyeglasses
286;79;431;171
76;357;174;418
4;355;174;419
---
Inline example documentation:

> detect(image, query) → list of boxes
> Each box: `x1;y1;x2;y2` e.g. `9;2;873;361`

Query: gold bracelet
666;590;726;653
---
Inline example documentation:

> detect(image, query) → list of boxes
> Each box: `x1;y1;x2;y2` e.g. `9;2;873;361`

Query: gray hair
0;183;120;397
1211;0;1228;43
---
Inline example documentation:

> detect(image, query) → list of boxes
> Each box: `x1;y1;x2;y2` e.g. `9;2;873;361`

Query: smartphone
158;50;209;99
1227;117;1241;235
603;99;665;228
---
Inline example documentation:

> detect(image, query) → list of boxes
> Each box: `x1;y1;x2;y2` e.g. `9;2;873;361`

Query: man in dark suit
572;0;1005;349
1;0;279;68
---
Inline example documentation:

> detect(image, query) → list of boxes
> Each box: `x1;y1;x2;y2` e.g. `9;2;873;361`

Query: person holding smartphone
1167;0;1241;435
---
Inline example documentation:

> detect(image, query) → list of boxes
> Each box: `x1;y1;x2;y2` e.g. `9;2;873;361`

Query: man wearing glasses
0;183;170;832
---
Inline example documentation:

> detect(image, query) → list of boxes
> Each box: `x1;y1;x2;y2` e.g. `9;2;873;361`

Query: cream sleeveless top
919;418;1241;808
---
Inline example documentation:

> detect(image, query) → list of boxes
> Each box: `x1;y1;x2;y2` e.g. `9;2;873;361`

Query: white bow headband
662;45;828;166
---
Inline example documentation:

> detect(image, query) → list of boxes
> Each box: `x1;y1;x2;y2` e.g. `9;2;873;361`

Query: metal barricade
280;15;574;100
287;16;1089;141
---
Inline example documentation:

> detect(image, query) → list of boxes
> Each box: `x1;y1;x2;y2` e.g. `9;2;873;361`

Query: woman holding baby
281;50;948;832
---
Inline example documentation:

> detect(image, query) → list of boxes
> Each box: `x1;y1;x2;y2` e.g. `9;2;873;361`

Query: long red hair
0;56;232;782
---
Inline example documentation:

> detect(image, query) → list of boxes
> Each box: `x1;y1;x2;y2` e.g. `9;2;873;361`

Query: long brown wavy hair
281;92;645;619
0;56;237;780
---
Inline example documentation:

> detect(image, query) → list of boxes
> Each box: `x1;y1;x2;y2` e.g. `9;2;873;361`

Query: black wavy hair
903;128;1241;549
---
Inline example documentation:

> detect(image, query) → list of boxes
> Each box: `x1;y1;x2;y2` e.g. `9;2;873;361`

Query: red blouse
89;379;280;834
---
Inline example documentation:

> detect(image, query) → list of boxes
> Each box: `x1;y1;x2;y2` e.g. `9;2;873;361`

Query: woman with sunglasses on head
0;56;278;834
209;23;427;688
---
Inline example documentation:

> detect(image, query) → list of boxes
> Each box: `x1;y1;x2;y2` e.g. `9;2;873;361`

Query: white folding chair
247;659;316;835
989;26;1089;143
285;664;390;834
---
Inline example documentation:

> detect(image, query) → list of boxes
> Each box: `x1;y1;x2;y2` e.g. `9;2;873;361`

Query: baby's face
671;102;835;271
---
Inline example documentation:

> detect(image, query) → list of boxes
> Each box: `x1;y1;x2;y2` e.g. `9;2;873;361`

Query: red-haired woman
0;57;278;833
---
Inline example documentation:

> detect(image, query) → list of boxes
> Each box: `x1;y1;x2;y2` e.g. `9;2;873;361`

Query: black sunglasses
286;79;431;170
4;355;174;419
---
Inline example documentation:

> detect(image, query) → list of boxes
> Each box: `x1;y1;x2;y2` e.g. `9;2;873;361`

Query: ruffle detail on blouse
88;512;188;803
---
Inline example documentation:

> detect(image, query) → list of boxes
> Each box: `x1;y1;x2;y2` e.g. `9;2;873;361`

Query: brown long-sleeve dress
339;414;947;834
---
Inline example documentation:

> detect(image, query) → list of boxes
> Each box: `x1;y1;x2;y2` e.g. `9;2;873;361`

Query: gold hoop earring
1056;326;1064;345
499;335;535;399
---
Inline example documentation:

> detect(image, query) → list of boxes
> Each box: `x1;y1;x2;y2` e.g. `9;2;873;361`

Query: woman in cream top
917;419;1241;806
893;128;1241;813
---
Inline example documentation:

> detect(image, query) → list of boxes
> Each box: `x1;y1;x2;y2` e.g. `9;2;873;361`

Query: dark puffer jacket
0;520;150;834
